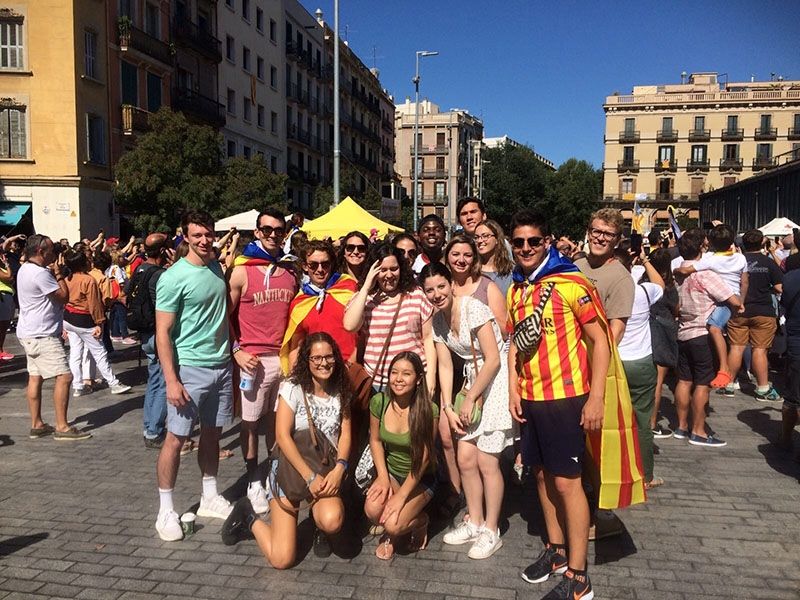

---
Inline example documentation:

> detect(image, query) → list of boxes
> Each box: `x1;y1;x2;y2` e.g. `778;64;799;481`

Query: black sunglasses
345;243;367;253
511;236;545;249
307;260;332;271
259;225;285;238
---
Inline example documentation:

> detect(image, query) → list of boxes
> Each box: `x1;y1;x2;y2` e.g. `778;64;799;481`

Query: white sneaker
155;510;183;542
247;484;270;515
197;494;233;519
442;519;481;545
110;383;132;394
468;528;503;559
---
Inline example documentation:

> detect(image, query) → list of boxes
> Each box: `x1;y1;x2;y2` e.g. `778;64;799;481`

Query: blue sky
302;0;799;168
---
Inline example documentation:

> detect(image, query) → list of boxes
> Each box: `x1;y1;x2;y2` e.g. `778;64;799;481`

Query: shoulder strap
639;283;652;307
301;392;321;450
373;293;405;389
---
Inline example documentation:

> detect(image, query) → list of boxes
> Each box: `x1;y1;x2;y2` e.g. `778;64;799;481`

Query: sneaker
521;545;568;584
717;386;735;398
672;427;689;440
755;387;782;403
651;424;673;439
110;383;132;394
312;526;332;558
155;510;183;542
732;381;741;390
121;337;138;345
110;336;123;342
53;426;92;441
91;379;108;391
73;385;92;397
29;423;55;439
468;528;503;560
247;484;270;515
443;519;481;545
0;351;14;360
197;493;233;519
688;433;727;447
541;570;594;600
221;498;257;546
143;435;164;450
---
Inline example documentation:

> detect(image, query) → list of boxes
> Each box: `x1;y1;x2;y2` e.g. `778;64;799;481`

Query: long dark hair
387;352;435;477
290;332;351;417
418;261;452;287
368;243;416;295
336;230;370;284
648;247;674;287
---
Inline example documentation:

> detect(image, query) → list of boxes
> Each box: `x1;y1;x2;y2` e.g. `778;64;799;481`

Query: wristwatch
305;472;317;487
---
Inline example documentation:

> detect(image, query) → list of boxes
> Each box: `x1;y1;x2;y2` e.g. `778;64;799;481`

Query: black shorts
677;335;715;386
520;395;587;477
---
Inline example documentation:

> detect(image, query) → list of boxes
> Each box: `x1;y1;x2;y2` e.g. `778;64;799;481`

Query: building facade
0;1;114;240
483;135;555;170
603;72;800;229
394;99;483;229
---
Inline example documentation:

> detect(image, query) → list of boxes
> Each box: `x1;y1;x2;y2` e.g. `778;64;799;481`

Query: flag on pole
631;198;643;233
667;205;682;239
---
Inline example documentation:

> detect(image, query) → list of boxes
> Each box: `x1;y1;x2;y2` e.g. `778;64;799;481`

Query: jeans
63;322;119;389
622;355;656;481
109;302;128;338
141;333;167;440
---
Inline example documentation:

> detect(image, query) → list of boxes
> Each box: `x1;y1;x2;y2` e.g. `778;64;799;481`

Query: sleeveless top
238;265;297;355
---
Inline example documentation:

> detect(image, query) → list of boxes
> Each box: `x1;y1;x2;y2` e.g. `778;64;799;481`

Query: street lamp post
332;0;340;205
412;50;438;231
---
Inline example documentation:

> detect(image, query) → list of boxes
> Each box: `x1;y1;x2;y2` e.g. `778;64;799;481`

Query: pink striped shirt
360;288;434;387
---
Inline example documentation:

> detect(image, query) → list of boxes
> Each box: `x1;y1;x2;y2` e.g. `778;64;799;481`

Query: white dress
432;296;515;454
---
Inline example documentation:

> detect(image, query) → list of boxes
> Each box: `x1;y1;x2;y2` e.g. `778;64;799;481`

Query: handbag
346;361;374;412
641;285;678;368
271;391;338;512
354;392;388;491
513;282;555;356
453;329;484;428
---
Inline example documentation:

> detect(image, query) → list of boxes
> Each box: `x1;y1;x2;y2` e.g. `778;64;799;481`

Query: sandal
375;534;394;560
645;476;665;490
368;524;385;536
406;513;429;553
180;440;197;456
709;371;732;389
219;449;234;461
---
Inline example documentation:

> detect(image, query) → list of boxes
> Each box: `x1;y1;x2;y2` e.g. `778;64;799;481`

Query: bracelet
231;344;241;354
305;472;317;487
442;403;453;412
336;458;349;471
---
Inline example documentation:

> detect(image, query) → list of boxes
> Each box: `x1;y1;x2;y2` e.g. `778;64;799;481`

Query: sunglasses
307;260;331;271
511;236;545;249
345;243;367;254
399;248;418;258
259;225;285;238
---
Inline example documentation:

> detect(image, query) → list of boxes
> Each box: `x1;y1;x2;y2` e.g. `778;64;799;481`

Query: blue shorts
707;305;732;330
520;395;587;477
167;364;234;436
390;471;438;498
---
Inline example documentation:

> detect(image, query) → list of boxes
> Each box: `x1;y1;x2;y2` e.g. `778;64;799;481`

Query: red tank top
237;265;297;355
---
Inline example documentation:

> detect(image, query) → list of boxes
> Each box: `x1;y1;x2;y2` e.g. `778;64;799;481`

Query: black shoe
221;498;257;546
540;570;593;600
651;424;673;439
143;435;164;449
521;545;568;584
312;526;332;558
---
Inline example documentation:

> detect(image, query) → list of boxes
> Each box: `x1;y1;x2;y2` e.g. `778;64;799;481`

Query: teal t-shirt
369;392;438;478
155;258;229;367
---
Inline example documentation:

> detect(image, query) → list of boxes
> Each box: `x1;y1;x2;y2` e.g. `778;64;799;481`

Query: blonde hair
589;207;624;234
445;234;482;280
475;220;513;276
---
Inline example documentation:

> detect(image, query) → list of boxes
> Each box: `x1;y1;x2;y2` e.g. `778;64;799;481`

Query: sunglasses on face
511;236;545;249
399;248;418;258
259;225;286;238
345;243;367;254
307;260;331;271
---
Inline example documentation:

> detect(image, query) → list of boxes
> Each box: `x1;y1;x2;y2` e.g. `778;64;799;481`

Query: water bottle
239;369;254;392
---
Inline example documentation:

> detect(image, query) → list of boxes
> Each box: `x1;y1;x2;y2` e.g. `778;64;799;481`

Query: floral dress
432;296;515;453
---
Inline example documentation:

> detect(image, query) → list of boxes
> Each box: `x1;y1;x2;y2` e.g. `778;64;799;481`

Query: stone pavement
0;335;799;600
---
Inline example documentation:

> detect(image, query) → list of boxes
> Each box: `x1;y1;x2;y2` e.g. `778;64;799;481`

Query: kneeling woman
364;352;438;560
421;263;514;560
221;332;351;569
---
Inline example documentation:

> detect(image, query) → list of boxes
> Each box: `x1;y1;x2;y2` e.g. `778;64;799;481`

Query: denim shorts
167;364;234;436
707;304;732;330
390;471;438;498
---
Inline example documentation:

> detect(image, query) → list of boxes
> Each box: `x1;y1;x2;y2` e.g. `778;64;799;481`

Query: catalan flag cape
279;273;357;375
233;240;287;267
545;270;646;509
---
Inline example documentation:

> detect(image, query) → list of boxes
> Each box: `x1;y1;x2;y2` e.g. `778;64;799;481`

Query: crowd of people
8;198;800;600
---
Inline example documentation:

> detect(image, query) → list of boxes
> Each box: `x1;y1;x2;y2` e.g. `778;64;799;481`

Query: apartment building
218;0;284;171
0;1;114;240
483;135;555;170
603;72;800;227
394;99;483;228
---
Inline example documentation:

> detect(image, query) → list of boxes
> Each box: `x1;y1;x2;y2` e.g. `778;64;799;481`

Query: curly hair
289;332;351;417
336;230;370;283
475;220;513;276
445;234;482;280
301;239;336;265
589;207;624;235
367;243;416;295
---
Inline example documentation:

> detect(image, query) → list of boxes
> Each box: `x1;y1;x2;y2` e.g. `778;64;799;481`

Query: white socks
202;475;218;499
158;488;174;515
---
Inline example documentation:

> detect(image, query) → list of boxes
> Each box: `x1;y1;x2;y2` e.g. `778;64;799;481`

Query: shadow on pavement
756;443;800;483
73;394;144;432
0;434;15;447
594;528;638;565
0;532;49;557
737;407;800;481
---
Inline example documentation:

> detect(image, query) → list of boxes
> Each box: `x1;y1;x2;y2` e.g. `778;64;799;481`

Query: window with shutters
0;105;27;159
0;18;24;70
84;30;97;79
86;114;106;165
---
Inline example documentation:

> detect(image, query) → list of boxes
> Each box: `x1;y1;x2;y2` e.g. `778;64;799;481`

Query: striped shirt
508;278;599;401
361;288;434;387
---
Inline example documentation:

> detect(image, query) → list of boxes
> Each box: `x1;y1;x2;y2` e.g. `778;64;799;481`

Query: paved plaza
0;335;799;600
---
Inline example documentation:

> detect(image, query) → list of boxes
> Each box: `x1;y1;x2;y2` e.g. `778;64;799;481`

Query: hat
370;228;378;235
106;236;119;246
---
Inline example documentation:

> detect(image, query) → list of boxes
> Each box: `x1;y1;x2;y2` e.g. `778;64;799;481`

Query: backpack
126;266;162;332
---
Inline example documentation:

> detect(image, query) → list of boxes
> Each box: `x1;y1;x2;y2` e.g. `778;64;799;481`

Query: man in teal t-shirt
153;210;234;542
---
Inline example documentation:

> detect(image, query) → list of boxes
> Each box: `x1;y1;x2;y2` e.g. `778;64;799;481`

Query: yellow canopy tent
301;196;404;240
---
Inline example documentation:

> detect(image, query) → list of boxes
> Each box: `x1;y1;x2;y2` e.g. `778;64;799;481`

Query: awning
0;202;31;227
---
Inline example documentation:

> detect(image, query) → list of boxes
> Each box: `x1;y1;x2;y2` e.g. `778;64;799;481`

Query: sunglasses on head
345;243;367;253
307;260;331;271
259;225;285;238
511;236;545;249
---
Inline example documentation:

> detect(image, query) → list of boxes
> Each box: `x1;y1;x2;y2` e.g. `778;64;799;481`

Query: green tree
544;158;603;239
218;156;287;218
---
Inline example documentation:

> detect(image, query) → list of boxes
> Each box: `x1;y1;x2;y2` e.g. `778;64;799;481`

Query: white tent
758;217;800;237
214;209;260;231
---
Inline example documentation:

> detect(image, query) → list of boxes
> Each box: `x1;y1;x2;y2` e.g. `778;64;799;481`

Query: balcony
603;193;699;205
286;83;309;107
754;127;777;140
382;117;393;133
118;23;173;66
617;159;639;172
656;129;678;142
410;144;449;155
171;87;225;127
286;125;311;146
171;17;221;62
353;154;377;171
618;130;640;143
789;127;800;140
721;128;744;141
121;104;150;135
351;119;380;143
351;80;381;115
686;159;710;171
752;156;777;170
654;159;677;172
409;169;448;179
420;195;448;206
688;129;711;142
719;158;743;171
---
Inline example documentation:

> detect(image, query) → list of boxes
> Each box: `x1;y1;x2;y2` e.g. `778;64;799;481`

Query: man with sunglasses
412;214;447;274
228;208;298;515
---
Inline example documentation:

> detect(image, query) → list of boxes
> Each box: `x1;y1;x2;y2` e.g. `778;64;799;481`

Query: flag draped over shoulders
233;240;286;267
